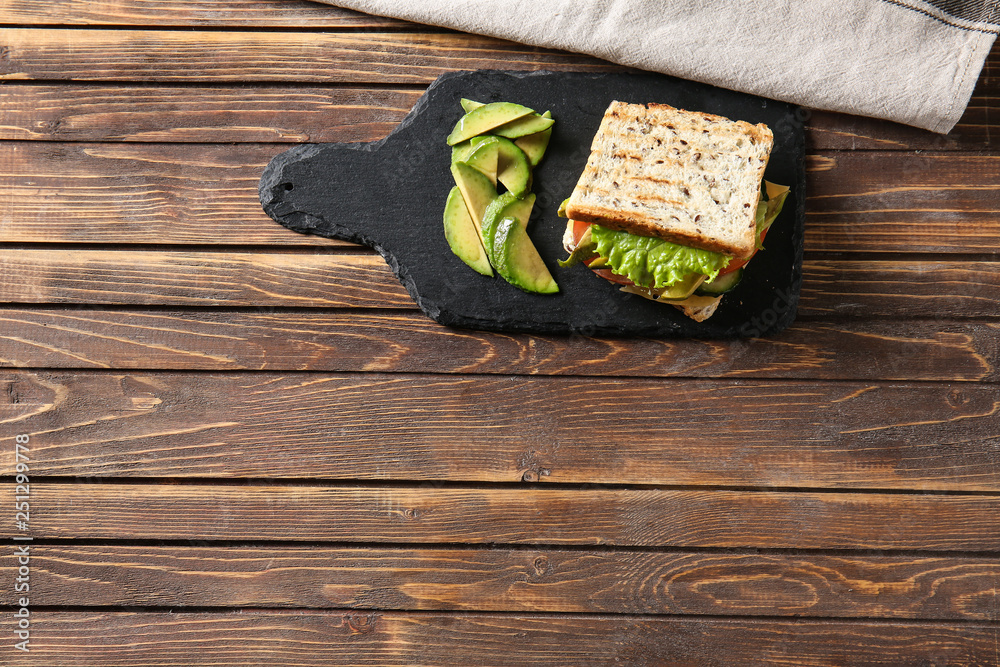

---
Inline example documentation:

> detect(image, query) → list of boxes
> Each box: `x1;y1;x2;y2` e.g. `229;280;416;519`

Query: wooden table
1;2;999;665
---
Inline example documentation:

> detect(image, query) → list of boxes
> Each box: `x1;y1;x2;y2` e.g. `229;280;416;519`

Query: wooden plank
0;84;423;143
2;84;997;150
805;152;1000;254
808;98;998;151
4;143;999;253
0;142;344;246
3;249;1000;319
0;249;411;307
3;483;999;550
0;309;996;381
0;28;618;83
978;41;1000;92
0;0;405;27
4;611;996;667
797;259;1000;318
2;545;998;620
4;372;1000;491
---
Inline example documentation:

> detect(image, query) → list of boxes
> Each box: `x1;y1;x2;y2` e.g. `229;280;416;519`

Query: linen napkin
313;0;998;134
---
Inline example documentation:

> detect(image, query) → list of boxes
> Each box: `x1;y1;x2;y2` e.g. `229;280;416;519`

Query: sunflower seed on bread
564;101;773;260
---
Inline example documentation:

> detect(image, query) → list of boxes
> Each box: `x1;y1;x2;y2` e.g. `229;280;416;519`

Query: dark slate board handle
258;127;460;321
261;142;383;246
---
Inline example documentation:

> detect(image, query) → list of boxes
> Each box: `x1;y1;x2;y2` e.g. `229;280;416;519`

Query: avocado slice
495;138;531;197
450;161;498;245
450;134;494;163
490;112;555;140
514;111;552;167
446;102;535;146
460;98;486;113
463;137;500;186
493;216;559;294
443;186;492;276
480;191;535;263
654;274;707;301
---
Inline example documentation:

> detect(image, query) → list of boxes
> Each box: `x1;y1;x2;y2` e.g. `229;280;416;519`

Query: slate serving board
260;70;805;338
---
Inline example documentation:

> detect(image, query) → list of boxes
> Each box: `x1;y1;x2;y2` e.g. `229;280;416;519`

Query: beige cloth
313;0;997;133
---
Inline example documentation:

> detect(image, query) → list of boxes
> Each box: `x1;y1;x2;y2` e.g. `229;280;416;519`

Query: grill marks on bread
565;101;773;259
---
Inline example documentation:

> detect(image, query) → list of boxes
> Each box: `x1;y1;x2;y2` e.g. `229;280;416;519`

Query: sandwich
559;100;789;321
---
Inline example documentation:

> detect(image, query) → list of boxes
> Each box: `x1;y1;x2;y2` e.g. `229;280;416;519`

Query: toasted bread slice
674;295;722;322
565;101;773;260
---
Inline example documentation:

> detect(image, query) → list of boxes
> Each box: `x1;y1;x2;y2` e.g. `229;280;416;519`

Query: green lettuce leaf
591;225;731;289
573;182;790;289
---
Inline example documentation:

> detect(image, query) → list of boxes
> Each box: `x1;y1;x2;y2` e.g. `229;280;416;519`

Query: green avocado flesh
460;98;486;113
444;98;557;294
443;186;492;276
490;113;555;140
495;138;531;197
464;138;500;186
451;135;494;163
481;191;535;263
446;102;535;145
514;111;552;167
493;216;559;294
450;161;498;236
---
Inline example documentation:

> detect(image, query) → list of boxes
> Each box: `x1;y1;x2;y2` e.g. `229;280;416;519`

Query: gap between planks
2;483;999;551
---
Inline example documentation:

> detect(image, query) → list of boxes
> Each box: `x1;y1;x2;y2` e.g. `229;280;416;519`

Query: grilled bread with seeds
564;101;772;260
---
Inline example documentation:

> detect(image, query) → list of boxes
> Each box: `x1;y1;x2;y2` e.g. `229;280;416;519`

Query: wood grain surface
0;249;410;307
3;249;1000;318
3;611;999;667
0;84;425;143
4;483;1000;550
0;309;996;380
0;0;403;27
2;545;998;620
1;4;998;665
0;28;619;83
2;371;998;490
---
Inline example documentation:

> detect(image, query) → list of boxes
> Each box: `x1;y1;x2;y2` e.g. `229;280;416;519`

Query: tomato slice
718;257;749;276
591;268;634;286
571;219;590;245
718;226;769;275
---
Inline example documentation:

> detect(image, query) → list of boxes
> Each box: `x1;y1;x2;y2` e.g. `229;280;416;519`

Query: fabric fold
314;0;997;133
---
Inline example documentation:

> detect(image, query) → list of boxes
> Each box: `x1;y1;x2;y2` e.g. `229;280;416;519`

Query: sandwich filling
559;100;789;320
560;181;788;308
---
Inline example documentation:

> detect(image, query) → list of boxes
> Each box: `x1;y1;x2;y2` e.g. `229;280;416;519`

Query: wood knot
345;613;379;635
947;388;967;408
521;468;551;483
402;508;419;520
0;46;11;74
532;556;550;576
37;118;64;134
